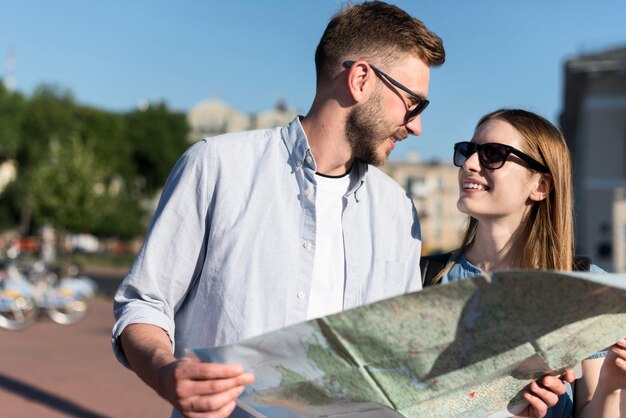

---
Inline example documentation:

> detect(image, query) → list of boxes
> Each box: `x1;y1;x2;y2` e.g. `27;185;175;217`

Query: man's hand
119;324;255;418
515;369;575;418
158;358;255;418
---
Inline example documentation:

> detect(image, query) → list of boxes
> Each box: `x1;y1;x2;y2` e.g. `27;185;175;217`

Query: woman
423;109;624;417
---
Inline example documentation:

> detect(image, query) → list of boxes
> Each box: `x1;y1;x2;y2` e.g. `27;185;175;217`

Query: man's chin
353;142;390;166
379;148;393;165
370;154;389;167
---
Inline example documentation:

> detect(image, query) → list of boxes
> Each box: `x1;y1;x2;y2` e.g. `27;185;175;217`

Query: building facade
186;98;298;142
560;45;626;272
614;188;626;273
381;160;466;255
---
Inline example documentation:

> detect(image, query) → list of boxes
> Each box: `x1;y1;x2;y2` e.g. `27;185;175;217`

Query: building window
407;176;427;198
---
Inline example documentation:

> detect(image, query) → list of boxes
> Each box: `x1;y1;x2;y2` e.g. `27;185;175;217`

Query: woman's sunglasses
453;141;549;173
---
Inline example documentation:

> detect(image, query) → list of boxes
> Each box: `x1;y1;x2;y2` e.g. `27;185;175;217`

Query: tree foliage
30;136;108;232
0;82;190;240
77;106;135;184
124;102;189;194
19;85;78;168
0;83;27;159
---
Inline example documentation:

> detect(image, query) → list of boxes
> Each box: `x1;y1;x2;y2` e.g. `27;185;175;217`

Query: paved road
0;296;172;418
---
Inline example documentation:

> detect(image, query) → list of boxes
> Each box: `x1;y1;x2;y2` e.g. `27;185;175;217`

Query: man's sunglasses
343;60;429;122
453;141;549;173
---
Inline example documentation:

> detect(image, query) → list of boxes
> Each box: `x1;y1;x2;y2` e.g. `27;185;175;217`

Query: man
112;2;567;417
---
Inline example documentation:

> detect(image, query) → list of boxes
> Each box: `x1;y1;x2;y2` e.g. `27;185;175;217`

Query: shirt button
304;188;312;197
297;291;305;300
303;241;312;249
305;155;313;164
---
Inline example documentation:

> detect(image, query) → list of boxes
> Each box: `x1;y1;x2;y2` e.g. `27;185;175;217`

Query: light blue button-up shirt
112;117;422;372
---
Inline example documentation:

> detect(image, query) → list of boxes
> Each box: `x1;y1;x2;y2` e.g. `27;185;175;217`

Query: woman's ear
529;173;552;202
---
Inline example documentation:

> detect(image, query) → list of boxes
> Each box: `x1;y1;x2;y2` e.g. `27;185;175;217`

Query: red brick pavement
0;297;172;418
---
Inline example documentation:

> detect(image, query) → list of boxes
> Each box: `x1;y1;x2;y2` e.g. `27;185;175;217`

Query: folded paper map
189;270;626;418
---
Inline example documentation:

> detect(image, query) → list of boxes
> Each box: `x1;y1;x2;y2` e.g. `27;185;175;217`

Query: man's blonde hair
314;1;445;86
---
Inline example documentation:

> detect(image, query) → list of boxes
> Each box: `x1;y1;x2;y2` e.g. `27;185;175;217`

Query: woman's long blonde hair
435;109;576;282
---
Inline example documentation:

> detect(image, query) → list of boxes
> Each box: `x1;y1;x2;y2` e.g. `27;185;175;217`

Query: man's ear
345;61;376;104
529;173;552;202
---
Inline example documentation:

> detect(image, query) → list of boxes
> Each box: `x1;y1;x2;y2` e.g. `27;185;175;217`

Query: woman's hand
601;338;626;392
575;338;626;418
514;370;575;418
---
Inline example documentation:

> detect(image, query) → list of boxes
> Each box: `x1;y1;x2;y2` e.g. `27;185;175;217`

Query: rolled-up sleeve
111;140;213;368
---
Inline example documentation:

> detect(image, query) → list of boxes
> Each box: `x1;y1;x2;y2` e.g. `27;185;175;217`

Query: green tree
29;136;109;233
92;192;143;240
14;85;79;234
0;181;22;230
77;106;135;185
26;131;145;249
0;83;27;160
0;84;26;229
124;102;190;195
2;84;192;242
19;85;77;168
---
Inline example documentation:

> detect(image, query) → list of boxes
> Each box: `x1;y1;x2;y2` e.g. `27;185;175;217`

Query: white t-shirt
307;170;352;320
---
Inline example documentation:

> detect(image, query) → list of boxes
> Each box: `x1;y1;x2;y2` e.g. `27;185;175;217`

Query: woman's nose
463;151;481;172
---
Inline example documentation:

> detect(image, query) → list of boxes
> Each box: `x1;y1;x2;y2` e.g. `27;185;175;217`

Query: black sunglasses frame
343;60;429;122
453;141;549;173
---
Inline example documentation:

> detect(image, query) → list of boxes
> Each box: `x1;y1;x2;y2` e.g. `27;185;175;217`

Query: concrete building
186;98;298;142
614;188;626;273
186;99;250;141
251;99;299;129
560;44;626;272
381;160;466;255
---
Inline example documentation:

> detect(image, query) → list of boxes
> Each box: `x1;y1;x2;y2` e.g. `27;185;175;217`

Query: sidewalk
0;297;171;418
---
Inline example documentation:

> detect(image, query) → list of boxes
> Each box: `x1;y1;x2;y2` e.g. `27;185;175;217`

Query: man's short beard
345;94;389;166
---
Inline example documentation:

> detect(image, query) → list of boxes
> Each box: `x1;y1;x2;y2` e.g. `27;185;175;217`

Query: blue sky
1;0;625;162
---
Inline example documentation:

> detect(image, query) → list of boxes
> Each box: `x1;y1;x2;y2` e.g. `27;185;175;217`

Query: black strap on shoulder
420;252;453;287
573;256;591;272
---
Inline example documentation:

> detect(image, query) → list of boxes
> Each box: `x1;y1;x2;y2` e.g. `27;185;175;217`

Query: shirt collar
283;116;316;171
283;116;369;196
457;253;483;275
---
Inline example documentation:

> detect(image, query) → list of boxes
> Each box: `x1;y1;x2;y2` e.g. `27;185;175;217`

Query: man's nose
405;115;422;136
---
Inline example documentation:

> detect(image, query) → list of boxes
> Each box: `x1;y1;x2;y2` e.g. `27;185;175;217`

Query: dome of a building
186;98;250;141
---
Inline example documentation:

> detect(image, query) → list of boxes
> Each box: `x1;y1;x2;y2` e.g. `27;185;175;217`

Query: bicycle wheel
46;293;92;325
0;295;39;331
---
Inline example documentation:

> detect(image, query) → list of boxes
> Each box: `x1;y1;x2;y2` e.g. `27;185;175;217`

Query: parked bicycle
0;259;97;331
